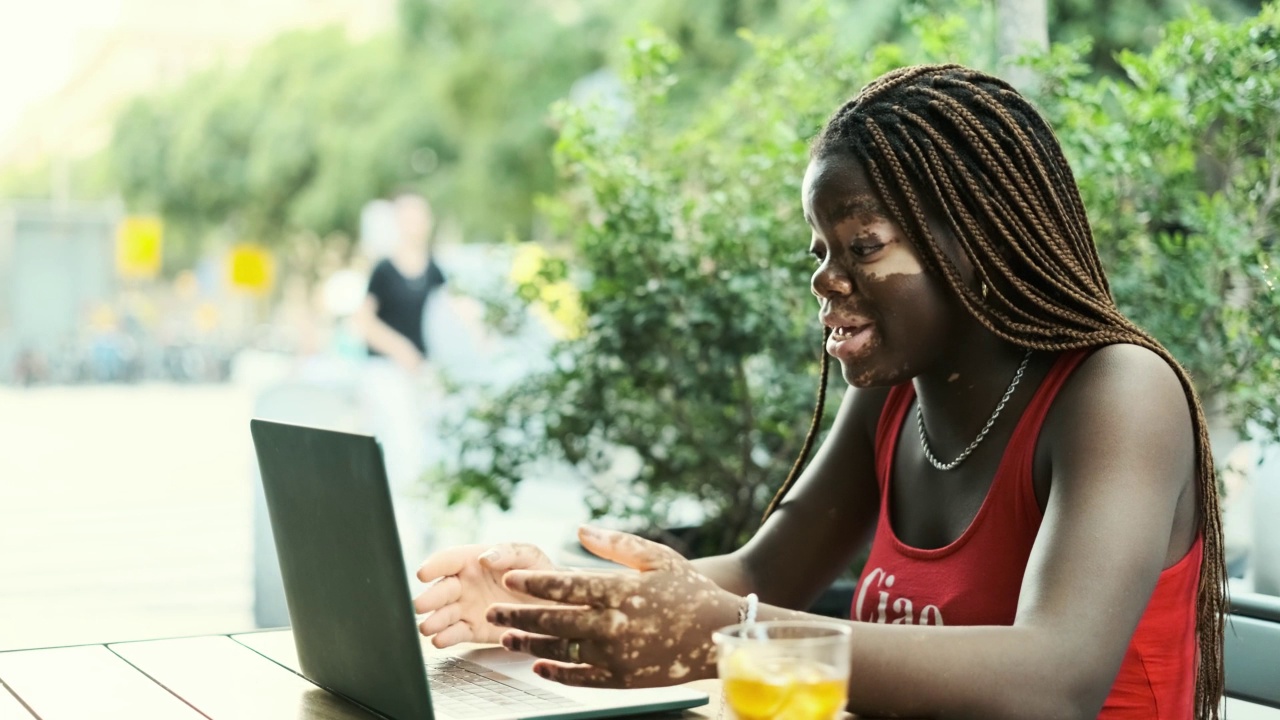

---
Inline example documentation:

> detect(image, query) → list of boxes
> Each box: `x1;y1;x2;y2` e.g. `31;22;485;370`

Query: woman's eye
850;243;887;258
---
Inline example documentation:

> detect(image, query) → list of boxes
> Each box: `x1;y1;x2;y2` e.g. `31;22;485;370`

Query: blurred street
0;378;595;652
0;383;256;650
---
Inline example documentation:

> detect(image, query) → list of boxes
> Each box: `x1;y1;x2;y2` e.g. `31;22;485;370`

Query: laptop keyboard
426;657;580;718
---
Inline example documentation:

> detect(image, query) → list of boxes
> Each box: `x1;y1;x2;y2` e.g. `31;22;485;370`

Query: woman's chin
839;359;902;388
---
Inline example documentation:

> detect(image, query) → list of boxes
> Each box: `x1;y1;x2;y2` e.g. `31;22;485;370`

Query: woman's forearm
652;549;1101;715
749;603;1102;720
690;553;758;597
356;315;422;361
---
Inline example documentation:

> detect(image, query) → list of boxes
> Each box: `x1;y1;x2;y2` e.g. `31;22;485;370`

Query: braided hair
762;64;1225;718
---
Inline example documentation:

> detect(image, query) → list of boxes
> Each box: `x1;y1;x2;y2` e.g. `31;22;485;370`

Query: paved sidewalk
0;381;594;651
0;384;256;650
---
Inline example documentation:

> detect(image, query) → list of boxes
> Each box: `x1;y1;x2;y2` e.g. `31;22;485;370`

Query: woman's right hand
413;543;558;647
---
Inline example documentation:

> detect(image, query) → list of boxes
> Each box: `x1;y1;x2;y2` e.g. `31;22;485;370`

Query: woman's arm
415;385;882;650
751;344;1198;719
494;346;1198;719
692;385;888;606
351;295;425;371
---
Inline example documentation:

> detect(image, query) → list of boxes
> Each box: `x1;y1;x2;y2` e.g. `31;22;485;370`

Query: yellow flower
508;243;585;340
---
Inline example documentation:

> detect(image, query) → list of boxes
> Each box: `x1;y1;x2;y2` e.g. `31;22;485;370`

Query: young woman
412;64;1226;719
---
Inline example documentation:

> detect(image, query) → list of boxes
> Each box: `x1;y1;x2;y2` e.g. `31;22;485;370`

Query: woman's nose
811;261;854;299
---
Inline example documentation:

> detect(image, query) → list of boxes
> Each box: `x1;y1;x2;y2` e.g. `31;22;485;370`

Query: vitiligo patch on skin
827;201;926;279
807;153;969;391
490;528;736;689
864;246;926;281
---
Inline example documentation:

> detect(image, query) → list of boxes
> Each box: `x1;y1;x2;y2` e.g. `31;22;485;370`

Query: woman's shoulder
1048;342;1194;451
1069;343;1185;398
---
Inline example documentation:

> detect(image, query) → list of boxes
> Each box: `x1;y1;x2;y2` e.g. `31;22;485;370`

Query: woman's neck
391;246;428;276
911;325;1032;454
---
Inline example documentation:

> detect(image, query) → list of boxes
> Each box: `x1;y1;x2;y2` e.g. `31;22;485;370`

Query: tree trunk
993;0;1049;92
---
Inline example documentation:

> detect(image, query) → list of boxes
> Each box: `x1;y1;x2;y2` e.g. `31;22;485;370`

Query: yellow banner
227;244;275;295
115;216;163;279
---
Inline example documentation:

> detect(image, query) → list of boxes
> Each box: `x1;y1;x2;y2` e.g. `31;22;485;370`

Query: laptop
249;418;708;720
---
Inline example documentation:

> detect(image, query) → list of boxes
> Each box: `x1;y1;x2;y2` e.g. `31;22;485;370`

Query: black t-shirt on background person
366;258;446;357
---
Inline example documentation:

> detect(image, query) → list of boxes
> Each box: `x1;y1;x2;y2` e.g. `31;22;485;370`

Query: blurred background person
353;190;446;373
353;189;447;576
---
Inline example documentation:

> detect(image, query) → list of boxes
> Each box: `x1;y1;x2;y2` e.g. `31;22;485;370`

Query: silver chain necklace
916;349;1033;471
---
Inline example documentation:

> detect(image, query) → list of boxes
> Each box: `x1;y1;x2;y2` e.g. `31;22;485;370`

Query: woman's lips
826;323;875;359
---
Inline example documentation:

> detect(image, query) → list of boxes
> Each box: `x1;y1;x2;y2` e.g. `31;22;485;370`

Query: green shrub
435;4;988;555
1031;3;1280;439
437;4;1279;553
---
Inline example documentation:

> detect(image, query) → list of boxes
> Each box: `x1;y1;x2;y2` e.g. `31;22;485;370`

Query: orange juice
722;651;847;720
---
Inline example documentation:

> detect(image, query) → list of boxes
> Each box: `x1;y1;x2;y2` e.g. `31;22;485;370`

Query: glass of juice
712;621;853;720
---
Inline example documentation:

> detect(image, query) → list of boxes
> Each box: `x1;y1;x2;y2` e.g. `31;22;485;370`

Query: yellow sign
227;244;275;294
508;243;585;340
115;216;163;279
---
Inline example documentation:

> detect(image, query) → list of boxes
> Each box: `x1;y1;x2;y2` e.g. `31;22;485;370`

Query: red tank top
854;349;1203;719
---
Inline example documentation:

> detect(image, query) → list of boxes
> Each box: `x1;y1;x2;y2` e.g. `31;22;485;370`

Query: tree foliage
107;0;821;258
437;3;1279;554
101;0;1257;260
1031;3;1280;438
95;0;1277;545
1050;0;1262;76
110;30;449;261
437;2;995;555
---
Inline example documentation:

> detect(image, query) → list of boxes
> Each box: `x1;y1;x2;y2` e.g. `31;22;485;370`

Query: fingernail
501;634;517;650
478;549;500;563
579;525;603;539
504;572;526;592
535;665;550;678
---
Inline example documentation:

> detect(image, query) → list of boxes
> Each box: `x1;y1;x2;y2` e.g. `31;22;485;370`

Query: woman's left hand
486;526;738;688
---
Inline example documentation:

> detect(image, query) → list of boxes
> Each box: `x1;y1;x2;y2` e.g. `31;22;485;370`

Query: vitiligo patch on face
829;210;926;282
835;196;886;221
862;240;925;280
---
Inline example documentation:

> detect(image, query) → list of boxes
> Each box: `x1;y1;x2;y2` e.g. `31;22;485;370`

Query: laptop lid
250;418;708;720
250;418;433;720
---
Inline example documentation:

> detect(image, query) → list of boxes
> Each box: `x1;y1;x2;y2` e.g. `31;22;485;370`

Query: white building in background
0;0;396;170
0;0;397;379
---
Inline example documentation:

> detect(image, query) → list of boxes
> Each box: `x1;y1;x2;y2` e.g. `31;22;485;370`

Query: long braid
894;117;1112;330
761;327;831;522
915;89;1100;291
901;115;1118;327
772;64;1225;717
